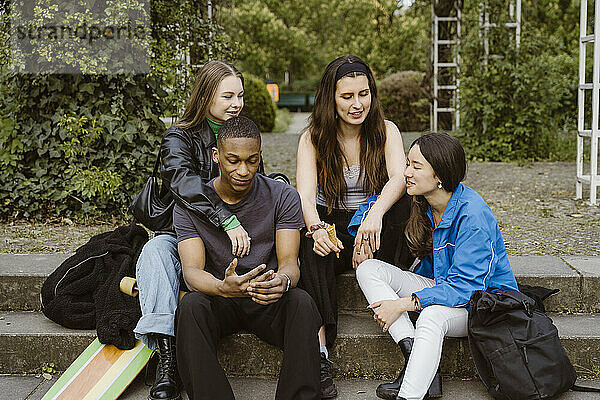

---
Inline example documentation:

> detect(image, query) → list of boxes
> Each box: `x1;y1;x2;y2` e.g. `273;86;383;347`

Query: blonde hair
175;61;243;130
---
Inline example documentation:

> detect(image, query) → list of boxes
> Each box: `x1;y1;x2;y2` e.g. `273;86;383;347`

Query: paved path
285;111;310;134
5;374;600;400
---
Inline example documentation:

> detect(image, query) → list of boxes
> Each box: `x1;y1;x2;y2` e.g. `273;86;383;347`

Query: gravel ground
1;113;598;256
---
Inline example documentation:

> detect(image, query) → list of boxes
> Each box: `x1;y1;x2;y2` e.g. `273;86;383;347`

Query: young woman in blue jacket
356;132;518;400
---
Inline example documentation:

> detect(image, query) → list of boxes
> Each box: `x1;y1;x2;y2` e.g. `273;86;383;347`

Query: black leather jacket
160;120;264;229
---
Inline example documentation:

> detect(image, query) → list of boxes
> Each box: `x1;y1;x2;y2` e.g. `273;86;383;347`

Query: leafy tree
220;0;320;83
220;0;429;82
241;73;276;133
151;0;237;115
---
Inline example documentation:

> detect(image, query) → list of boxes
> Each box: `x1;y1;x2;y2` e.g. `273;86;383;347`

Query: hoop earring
437;181;443;189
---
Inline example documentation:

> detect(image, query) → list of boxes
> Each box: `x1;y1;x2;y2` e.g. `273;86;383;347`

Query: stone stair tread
0;254;70;275
5;253;596;277
1;311;599;378
0;311;95;336
1;310;599;338
7;374;600;400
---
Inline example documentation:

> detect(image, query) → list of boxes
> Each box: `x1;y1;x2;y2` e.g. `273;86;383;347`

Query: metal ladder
478;0;521;66
431;2;461;132
476;0;521;135
577;0;600;205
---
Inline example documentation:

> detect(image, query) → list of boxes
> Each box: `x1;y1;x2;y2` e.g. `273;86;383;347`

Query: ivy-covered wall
0;74;167;220
0;0;237;221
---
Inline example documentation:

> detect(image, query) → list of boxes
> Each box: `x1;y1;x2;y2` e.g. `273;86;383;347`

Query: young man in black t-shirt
174;116;321;400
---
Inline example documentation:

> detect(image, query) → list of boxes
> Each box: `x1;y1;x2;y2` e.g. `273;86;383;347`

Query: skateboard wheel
178;290;188;303
120;277;138;297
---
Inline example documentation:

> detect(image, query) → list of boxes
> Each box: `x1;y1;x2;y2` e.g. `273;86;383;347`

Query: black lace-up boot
149;334;181;400
376;338;443;399
320;352;338;398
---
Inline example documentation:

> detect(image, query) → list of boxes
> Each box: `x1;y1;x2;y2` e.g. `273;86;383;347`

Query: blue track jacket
413;184;518;309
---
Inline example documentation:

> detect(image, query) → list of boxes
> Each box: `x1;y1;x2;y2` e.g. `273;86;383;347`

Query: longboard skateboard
41;277;154;400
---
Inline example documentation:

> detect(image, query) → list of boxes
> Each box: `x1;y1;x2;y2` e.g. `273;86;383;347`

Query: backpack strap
571;383;600;393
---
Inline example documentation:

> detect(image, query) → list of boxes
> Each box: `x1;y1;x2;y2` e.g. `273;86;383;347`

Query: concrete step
0;254;69;312
1;311;599;380
6;374;600;400
1;254;599;313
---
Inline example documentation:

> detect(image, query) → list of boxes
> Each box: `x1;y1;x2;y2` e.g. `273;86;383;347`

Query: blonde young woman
296;55;414;398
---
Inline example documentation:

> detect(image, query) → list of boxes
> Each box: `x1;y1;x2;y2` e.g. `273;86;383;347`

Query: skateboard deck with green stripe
41;337;153;400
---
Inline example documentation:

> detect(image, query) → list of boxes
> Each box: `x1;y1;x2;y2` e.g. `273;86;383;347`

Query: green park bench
276;92;314;111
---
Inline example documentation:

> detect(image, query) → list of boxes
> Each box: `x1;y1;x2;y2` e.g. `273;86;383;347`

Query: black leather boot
376;337;413;399
149;334;181;400
427;369;442;398
376;338;443;399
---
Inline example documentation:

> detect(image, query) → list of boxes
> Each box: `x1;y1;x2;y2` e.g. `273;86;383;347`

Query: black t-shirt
173;174;304;279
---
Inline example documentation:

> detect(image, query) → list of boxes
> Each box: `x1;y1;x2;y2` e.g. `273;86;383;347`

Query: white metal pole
516;0;521;49
432;3;439;132
577;0;588;200
592;0;600;205
484;5;489;67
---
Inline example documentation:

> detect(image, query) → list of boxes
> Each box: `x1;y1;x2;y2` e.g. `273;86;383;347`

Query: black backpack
468;290;600;400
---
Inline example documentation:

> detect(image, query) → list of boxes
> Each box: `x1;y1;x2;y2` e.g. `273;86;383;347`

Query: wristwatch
411;294;421;311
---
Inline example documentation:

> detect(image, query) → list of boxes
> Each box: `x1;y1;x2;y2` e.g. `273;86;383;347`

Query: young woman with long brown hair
296;55;414;398
356;132;518;400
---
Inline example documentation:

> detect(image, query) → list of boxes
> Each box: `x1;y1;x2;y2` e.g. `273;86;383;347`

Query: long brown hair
175;60;244;130
308;55;388;212
405;132;466;258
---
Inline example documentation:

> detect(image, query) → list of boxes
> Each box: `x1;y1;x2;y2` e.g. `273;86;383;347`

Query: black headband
335;61;369;82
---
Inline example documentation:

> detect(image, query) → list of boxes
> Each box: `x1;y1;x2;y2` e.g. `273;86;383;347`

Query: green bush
458;1;578;161
241;74;276;133
0;74;167;220
379;71;429;132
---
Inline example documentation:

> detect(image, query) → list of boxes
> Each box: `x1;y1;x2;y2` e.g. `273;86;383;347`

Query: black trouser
175;288;321;400
298;194;414;348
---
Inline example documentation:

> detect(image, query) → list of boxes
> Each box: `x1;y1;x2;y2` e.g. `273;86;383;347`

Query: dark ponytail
406;195;433;259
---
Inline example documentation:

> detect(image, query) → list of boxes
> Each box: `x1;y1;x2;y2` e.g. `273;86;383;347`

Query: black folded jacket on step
40;224;148;350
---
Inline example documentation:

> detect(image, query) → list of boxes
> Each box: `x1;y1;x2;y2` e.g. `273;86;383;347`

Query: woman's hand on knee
226;225;251;257
368;298;412;332
352;242;373;269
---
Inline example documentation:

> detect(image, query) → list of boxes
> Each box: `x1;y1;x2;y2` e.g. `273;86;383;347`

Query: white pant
356;259;468;400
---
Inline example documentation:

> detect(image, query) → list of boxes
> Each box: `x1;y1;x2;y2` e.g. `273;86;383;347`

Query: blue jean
133;233;181;350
